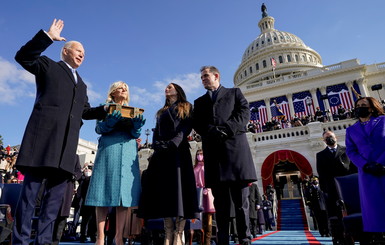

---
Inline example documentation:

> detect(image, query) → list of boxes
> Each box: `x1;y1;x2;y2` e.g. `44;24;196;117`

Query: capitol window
279;56;283;63
287;55;292;62
249;66;253;73
263;60;267;68
256;63;259;70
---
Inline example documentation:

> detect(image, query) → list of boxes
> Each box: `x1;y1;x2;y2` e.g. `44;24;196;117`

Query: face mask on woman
197;154;204;162
355;107;371;118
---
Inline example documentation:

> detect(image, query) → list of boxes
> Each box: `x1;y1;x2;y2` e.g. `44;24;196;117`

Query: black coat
193;86;257;187
14;30;106;176
139;103;199;219
248;183;263;221
316;144;357;216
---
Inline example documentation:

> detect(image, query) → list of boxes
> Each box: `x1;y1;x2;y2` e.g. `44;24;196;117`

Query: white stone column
310;88;320;109
264;98;272;121
319;86;334;122
286;93;295;119
357;78;369;97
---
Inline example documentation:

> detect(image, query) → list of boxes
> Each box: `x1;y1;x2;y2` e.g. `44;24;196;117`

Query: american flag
271;58;276;69
270;96;291;120
351;82;362;101
249;100;268;125
293;91;315;117
327;84;354;114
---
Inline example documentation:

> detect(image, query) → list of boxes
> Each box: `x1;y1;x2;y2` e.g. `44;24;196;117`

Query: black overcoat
249;183;264;222
193;86;257;187
139;103;199;219
14;30;106;176
316;144;357;215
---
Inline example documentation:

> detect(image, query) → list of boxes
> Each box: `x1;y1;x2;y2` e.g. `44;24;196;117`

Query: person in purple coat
345;97;385;236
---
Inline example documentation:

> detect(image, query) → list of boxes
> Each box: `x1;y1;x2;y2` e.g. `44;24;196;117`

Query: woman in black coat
139;83;199;245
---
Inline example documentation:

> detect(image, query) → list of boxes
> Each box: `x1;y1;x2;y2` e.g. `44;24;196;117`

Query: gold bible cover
107;104;144;118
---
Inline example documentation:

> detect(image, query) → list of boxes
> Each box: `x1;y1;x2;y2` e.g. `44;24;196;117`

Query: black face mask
355;107;371;118
325;136;336;146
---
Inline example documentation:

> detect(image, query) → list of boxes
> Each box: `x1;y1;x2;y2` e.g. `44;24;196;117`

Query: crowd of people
3;18;385;245
0;145;22;184
247;106;356;133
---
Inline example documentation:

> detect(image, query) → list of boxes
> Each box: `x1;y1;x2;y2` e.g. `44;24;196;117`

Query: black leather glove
208;125;229;141
363;162;385;176
152;140;175;152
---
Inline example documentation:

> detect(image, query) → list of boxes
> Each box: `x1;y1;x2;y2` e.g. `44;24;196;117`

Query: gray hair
60;41;82;60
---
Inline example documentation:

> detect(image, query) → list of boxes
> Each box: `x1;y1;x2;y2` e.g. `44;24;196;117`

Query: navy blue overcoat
15;30;105;175
193;86;257;187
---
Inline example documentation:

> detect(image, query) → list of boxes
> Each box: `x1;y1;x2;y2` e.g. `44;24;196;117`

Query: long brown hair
354;96;385;118
156;83;192;119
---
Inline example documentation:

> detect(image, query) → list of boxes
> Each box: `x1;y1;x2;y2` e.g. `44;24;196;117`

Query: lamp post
145;129;151;148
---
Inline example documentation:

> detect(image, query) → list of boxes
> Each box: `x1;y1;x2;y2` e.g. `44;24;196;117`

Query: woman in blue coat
345;97;385;235
85;81;145;245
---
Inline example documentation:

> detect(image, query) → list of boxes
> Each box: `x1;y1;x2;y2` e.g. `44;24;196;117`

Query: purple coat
345;115;385;232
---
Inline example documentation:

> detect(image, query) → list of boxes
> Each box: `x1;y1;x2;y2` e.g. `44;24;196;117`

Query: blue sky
1;0;385;146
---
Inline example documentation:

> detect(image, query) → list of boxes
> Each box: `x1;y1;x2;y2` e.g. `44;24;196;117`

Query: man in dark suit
316;130;357;241
13;19;106;244
316;130;357;215
193;66;257;245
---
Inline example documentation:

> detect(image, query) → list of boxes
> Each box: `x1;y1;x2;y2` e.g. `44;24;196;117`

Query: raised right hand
47;19;66;41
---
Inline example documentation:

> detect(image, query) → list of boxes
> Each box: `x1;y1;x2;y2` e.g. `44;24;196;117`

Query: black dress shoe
79;235;87;243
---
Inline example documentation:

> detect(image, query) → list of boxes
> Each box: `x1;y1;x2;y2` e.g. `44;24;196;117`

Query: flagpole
271;57;277;82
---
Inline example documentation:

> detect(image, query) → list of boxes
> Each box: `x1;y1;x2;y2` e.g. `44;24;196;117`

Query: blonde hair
106;81;130;105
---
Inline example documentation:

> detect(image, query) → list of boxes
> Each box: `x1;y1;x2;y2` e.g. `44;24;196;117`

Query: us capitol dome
230;3;385;193
234;5;323;87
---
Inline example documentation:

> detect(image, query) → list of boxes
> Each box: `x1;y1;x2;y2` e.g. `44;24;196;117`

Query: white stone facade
234;8;385;190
